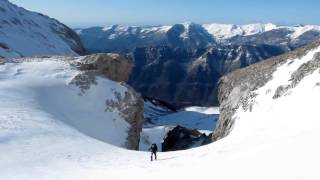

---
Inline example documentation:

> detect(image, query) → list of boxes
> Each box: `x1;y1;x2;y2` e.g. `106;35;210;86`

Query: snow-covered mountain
203;23;280;39
203;23;320;40
0;0;85;58
77;22;320;108
77;22;320;52
78;22;215;52
1;39;319;180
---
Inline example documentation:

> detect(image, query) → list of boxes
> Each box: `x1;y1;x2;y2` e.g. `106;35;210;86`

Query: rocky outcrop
273;52;320;99
105;84;144;150
69;53;143;150
162;126;212;152
75;53;132;82
212;40;320;141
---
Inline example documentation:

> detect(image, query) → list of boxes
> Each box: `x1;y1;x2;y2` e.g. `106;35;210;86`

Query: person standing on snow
149;143;158;161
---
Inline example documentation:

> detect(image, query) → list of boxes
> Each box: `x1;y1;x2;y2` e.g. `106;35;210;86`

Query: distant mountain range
77;22;320;52
77;22;320;107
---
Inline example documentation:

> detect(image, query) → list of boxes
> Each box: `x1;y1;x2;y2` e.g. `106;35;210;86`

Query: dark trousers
151;151;157;161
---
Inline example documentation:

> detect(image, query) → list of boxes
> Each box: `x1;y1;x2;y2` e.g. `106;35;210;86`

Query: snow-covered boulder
0;0;85;58
213;40;320;141
0;53;144;150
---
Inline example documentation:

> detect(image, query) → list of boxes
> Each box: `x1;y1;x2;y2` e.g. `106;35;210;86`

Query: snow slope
0;57;135;148
0;0;84;58
1;46;320;179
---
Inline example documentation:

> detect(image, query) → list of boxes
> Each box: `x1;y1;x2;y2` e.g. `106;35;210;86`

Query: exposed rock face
75;53;132;82
105;84;144;150
212;40;320;141
166;23;215;49
129;45;285;108
162;125;212;152
273;52;320;99
70;54;143;149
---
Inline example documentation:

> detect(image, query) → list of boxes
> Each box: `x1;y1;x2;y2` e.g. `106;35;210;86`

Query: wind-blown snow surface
1;47;320;179
0;0;83;58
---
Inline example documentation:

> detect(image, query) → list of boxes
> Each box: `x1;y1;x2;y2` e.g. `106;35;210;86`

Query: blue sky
10;0;320;28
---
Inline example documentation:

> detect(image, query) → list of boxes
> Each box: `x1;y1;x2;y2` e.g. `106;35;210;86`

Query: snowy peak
78;22;320;53
0;0;84;58
203;23;280;39
166;22;215;48
202;23;320;40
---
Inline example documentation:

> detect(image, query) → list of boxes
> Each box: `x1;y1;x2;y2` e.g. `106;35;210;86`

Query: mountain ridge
77;22;320;108
0;0;85;58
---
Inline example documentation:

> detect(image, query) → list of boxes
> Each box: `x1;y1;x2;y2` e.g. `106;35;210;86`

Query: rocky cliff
72;54;144;149
212;40;320;141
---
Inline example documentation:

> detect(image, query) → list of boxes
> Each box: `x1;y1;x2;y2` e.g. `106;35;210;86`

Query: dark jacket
150;144;158;153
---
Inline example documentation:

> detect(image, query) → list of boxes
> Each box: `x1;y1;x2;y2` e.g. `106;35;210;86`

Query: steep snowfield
0;0;83;58
1;47;320;179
